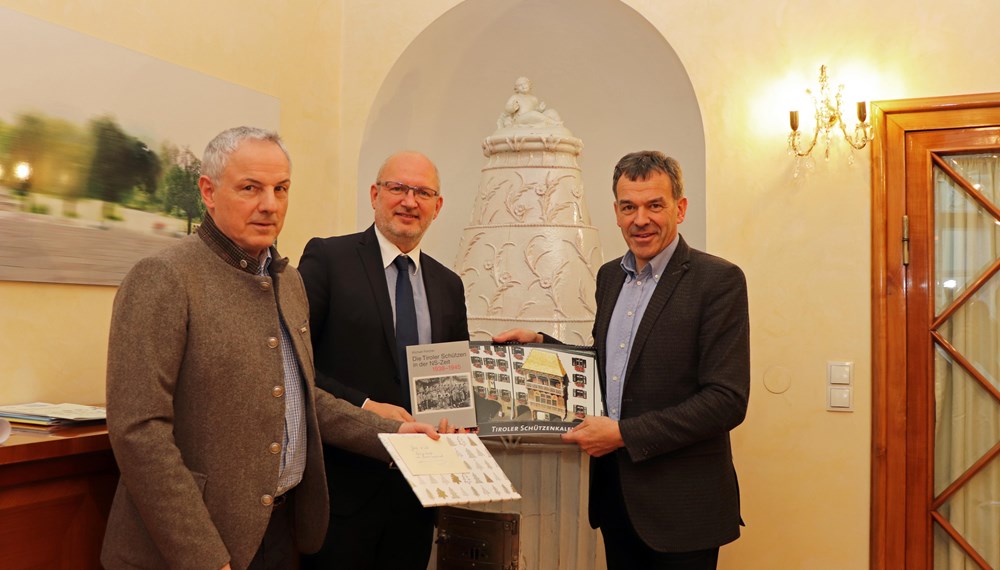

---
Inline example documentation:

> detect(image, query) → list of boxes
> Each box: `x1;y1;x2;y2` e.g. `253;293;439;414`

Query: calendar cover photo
406;341;604;438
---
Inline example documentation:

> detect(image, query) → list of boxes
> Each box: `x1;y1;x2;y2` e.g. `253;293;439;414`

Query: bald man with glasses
298;151;469;569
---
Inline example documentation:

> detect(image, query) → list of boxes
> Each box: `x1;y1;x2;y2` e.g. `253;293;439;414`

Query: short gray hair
201;126;290;182
612;150;683;200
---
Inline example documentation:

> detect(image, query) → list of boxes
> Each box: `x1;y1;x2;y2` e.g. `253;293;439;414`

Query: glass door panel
934;523;991;569
933;347;1000;495
937;457;1000;569
933;153;1000;568
933;164;1000;315
936;273;1000;392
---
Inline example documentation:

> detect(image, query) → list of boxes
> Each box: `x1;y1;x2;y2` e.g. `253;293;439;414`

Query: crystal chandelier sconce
787;65;872;173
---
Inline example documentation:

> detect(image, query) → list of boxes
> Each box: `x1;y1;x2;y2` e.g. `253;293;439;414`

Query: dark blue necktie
393;255;418;411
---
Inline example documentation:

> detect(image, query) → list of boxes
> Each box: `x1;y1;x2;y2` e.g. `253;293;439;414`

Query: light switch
828;361;852;385
828;386;852;411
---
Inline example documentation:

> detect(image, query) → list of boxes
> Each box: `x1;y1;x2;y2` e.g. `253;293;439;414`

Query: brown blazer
101;221;399;570
590;236;750;552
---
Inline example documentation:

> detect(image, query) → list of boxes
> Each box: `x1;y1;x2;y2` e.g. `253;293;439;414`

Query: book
470;342;604;437
405;341;478;429
405;341;605;438
378;432;521;507
8;421;91;433
8;421;65;433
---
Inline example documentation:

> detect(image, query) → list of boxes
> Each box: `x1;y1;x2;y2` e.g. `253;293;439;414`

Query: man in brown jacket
101;126;440;570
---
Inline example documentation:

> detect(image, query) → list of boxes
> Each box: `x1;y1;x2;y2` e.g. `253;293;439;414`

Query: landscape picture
0;7;279;285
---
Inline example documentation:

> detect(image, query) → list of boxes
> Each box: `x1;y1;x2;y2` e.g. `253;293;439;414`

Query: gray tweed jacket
101;217;399;570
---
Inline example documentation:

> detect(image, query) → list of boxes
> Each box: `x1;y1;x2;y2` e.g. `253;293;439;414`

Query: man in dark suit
298;151;469;569
495;150;749;569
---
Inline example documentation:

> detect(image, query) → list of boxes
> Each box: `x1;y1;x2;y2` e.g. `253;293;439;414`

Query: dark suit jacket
298;225;469;514
589;235;750;553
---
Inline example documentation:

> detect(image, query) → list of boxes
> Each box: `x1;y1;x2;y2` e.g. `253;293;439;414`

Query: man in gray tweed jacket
101;126;440;570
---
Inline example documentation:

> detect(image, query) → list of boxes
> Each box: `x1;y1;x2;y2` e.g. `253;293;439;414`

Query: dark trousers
594;459;720;570
248;493;298;570
301;469;435;570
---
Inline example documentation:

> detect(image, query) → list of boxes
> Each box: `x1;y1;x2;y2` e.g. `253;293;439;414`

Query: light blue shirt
259;250;306;495
603;238;679;420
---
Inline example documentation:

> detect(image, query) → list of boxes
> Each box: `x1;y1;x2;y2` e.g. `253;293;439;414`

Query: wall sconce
788;65;872;168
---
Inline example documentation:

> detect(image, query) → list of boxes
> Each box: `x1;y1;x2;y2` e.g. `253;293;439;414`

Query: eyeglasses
377;180;439;201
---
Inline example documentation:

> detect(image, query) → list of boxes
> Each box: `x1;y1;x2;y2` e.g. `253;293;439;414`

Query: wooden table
0;425;118;570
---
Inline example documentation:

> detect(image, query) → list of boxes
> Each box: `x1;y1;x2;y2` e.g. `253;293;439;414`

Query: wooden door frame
871;92;1000;570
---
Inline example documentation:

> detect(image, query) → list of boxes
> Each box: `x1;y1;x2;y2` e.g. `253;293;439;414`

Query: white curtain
933;154;1000;569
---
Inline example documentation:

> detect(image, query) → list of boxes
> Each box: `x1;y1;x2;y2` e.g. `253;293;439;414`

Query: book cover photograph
378;433;521;507
470;342;604;437
404;341;605;437
405;341;478;429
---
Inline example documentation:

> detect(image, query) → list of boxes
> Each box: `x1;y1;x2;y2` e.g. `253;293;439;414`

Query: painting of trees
84;117;161;219
0;6;278;285
0;113;92;214
163;148;203;234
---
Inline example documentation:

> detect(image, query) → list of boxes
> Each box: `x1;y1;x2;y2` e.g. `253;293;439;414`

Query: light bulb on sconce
787;65;872;175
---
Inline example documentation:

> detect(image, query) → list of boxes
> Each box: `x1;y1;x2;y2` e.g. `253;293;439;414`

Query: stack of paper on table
0;402;106;432
379;432;521;507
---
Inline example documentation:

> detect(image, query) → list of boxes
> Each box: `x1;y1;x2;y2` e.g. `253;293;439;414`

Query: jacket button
259;280;271;291
261;494;274;506
267;337;279;348
299;326;307;334
269;442;281;454
272;385;284;398
239;259;249;269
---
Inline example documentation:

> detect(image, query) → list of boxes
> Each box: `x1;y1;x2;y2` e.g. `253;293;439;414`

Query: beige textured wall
3;0;1000;568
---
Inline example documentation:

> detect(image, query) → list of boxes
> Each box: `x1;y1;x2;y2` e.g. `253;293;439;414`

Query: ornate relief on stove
456;77;602;344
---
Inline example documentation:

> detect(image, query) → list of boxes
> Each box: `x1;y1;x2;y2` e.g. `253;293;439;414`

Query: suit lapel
594;264;625;400
358;226;402;374
595;264;626;353
624;237;691;383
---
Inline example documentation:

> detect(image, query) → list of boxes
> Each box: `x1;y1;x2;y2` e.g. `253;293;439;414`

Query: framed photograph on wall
0;7;279;286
